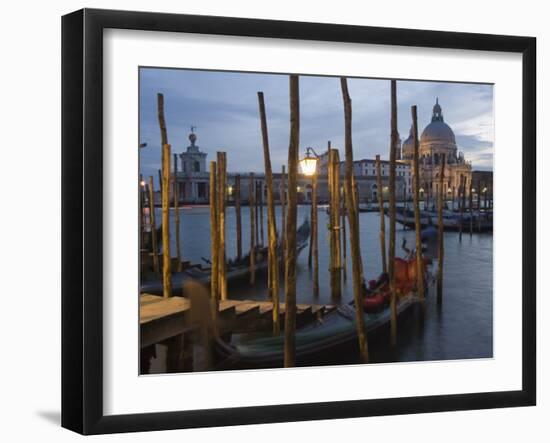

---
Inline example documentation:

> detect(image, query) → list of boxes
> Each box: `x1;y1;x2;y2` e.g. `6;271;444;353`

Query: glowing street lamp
299;147;320;176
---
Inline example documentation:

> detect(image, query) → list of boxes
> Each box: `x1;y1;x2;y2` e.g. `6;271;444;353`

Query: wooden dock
140;294;336;348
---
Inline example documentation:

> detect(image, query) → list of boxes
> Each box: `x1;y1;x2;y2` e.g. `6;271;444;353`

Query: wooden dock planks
139;294;335;348
140;296;190;324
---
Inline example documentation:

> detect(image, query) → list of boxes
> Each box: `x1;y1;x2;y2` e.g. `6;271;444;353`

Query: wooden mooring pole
173;154;182;272
148;176;159;274
352;175;364;283
157;93;172;298
340;77;369;363
329;148;342;299
284;75;300;367
327;141;333;278
161;144;172;297
209;161;219;302
259;181;265;246
375;155;387;274
312;171;320;295
388;79;398;348
257;91;280;334
341;184;347;282
437;154;446;304
158;93;168;145
217;152;227;300
235;174;242;260
255;181;260;247
249;173;256;285
411;106;425;302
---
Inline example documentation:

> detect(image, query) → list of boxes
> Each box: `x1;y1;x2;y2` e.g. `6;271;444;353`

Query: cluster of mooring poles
140;79;455;369
369;82;447;349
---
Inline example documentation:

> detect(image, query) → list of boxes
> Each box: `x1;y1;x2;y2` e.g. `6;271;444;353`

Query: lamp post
299;147;320;297
299;147;320;177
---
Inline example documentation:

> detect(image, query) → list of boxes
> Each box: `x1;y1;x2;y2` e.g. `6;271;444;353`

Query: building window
194;161;200;172
198;182;206;198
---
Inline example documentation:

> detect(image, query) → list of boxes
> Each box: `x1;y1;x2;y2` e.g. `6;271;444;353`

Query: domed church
401;98;472;202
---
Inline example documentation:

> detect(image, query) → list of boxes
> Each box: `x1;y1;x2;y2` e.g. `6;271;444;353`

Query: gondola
390;208;493;232
214;256;429;369
140;218;311;295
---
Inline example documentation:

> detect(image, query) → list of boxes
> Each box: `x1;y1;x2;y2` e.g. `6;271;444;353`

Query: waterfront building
401;98;473;201
316;138;411;203
171;100;483;205
174;127;209;203
471;170;493;206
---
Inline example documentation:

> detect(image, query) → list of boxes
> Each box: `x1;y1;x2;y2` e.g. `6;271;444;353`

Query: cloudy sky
139;68;493;184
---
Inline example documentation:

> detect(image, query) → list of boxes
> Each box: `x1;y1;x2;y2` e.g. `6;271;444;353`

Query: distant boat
358;202;381;213
389;208;493;232
140;218;311;295
324;202;410;213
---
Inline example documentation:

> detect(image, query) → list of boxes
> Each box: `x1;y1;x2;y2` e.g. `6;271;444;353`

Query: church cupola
431;97;444;122
187;126;199;153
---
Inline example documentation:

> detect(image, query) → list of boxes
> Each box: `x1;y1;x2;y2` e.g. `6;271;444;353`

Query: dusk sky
139;68;493;185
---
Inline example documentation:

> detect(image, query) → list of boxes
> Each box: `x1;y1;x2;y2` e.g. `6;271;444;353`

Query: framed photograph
62;8;536;435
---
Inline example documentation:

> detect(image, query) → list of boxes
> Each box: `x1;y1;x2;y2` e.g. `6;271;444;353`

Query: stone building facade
174;128;209;204
400;98;473;201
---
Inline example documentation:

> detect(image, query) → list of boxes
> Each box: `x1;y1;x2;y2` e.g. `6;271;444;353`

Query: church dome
420;98;456;145
421;121;455;144
401;126;415;158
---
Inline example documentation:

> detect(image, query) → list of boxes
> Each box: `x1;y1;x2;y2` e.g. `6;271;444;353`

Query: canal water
151;205;492;369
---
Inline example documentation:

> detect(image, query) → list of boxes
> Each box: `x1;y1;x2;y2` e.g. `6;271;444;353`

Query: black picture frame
62;8;536;435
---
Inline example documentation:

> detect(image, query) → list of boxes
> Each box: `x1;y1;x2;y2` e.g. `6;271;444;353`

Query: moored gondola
214;256;430;369
390;208;493;232
140;218;311;295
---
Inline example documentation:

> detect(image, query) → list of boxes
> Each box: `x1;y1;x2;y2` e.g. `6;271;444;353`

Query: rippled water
153;204;492;366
